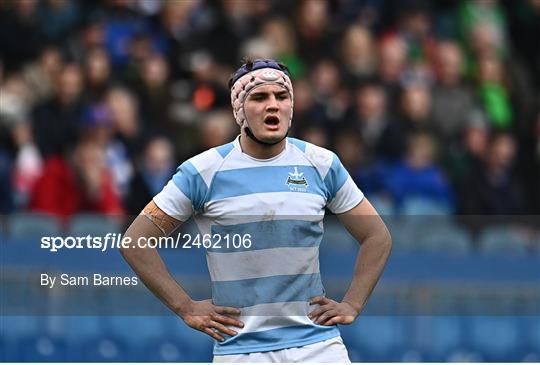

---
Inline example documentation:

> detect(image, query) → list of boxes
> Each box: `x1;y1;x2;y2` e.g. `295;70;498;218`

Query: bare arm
339;198;392;313
120;200;243;341
309;198;392;325
120;200;191;315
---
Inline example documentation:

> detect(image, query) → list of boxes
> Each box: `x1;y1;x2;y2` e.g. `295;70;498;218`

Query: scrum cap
229;59;293;128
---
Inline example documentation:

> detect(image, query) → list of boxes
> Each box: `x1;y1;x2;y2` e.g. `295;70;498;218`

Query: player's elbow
369;224;392;256
382;227;392;255
118;241;133;260
118;233;140;259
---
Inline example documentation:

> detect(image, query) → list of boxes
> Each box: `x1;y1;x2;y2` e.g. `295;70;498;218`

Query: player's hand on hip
181;299;244;342
308;296;358;326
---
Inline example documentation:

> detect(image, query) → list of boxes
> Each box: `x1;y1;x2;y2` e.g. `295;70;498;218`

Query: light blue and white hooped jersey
153;136;364;355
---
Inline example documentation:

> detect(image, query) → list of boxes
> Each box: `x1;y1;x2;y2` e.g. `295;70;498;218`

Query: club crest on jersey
286;167;308;192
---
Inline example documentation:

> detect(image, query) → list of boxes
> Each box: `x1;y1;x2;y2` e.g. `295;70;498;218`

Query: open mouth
264;115;280;126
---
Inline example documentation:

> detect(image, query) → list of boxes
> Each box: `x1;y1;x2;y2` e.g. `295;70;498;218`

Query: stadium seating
340;316;407;361
19;335;67;361
6;213;62;238
0;337;5;362
68;214;123;236
2;316;41;341
387;215;456;252
421;316;465;361
2;218;538;362
106;316;164;345
78;337;130;361
467;316;520;361
401;197;452;215
478;225;530;254
2;315;538;361
142;339;192;362
416;222;471;253
162;317;214;361
63;316;103;339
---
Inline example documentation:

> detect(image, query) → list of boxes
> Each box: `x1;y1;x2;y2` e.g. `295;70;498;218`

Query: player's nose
266;94;279;111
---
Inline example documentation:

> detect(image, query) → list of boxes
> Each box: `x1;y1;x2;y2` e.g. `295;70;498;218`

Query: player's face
243;84;292;143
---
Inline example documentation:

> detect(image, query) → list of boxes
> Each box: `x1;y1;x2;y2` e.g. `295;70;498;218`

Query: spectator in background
82;47;112;103
206;0;263;66
504;0;540;88
382;82;436;160
0;71;42;211
376;34;408;104
0;106;14;214
10;120;43;209
66;10;106;65
458;0;509;64
461;2;534;135
0;0;537;220
105;86;144;158
287;78;314;133
29;138;123;218
385;133;454;212
32;63;84;158
459;131;524;214
241;28;275;61
79;104;133;197
295;0;333;66
261;17;306;79
155;0;206;80
197;110;236;152
476;54;512;129
101;0;150;68
168;52;232;159
431;40;477;143
297;124;330;148
0;152;14;214
22;46;64;106
446;109;489;183
134;53;173;133
188;52;230;113
0;0;44;72
279;67;325;145
309;59;350;129
393;0;435;65
0;74;33;136
35;0;81;44
125;32;169;85
340;24;377;84
350;80;395;161
125;136;174;214
334;128;364;174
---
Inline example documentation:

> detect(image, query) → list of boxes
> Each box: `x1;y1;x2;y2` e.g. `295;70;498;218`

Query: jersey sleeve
325;153;364;214
152;160;206;221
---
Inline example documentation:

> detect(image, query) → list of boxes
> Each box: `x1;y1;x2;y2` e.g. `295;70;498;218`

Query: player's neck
239;134;286;160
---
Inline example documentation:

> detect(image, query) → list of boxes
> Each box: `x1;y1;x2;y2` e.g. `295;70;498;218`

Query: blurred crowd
0;0;539;218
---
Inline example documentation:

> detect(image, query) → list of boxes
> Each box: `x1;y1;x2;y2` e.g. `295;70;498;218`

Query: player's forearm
342;229;392;315
120;215;193;318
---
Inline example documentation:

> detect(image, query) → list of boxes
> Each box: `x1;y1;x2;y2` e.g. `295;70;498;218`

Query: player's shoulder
177;141;236;179
287;137;336;177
